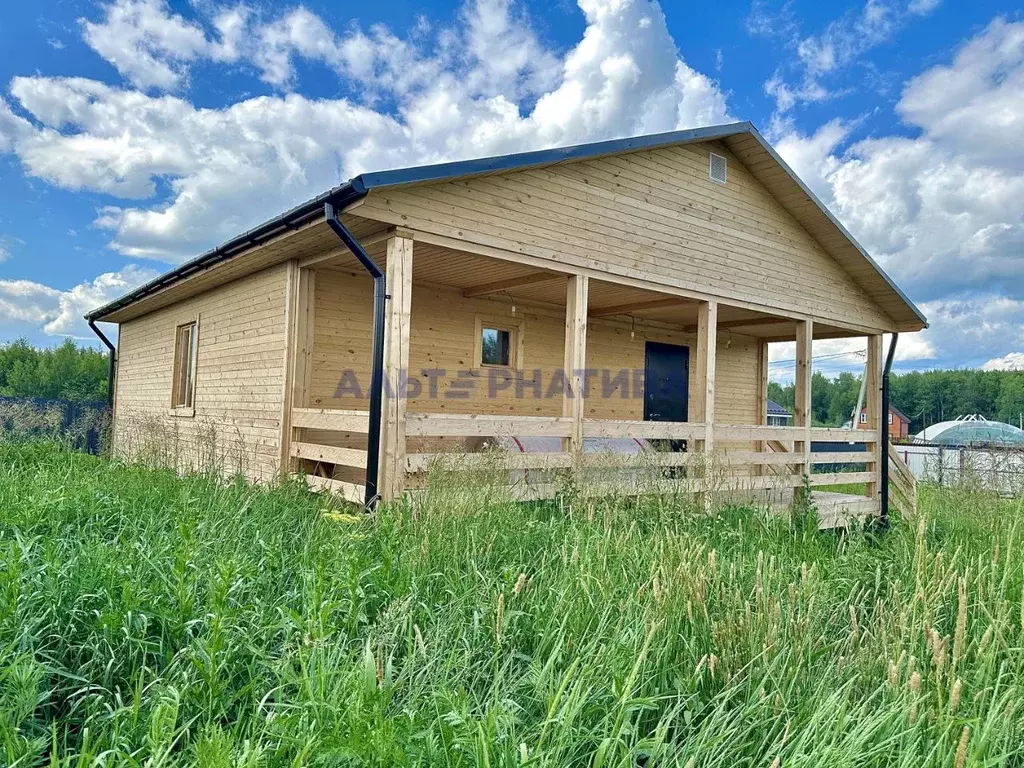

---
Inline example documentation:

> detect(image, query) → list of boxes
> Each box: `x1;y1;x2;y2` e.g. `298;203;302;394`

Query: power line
768;349;866;368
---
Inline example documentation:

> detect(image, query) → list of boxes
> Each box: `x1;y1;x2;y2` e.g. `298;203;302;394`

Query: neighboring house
766;400;793;427
86;122;925;523
857;405;910;439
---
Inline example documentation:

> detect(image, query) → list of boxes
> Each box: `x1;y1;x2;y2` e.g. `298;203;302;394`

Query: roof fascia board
86;182;365;321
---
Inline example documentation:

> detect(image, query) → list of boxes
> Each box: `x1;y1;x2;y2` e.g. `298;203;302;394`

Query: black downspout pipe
88;319;117;411
879;333;899;529
323;202;386;509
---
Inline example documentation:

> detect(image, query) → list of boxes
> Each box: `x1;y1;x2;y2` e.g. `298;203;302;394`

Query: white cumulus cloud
978;354;1024;370
770;18;1024;368
983;353;1024;371
0;266;159;338
0;0;730;263
81;0;233;90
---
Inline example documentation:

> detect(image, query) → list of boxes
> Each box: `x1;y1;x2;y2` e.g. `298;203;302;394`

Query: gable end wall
356;140;892;331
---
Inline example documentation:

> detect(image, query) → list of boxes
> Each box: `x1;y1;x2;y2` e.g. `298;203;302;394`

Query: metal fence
0;396;110;454
894;442;1024;497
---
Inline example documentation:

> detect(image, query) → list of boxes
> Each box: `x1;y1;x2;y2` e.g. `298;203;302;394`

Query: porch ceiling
316;236;865;340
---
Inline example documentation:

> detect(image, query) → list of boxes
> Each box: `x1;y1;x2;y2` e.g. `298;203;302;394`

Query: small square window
859;412;867;424
481;326;513;367
172;321;198;409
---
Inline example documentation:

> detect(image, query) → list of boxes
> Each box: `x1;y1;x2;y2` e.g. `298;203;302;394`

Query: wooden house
766;399;793;427
86;122;924;525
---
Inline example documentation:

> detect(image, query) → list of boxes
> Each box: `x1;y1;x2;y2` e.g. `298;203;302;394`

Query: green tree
0;338;109;402
995;373;1024;429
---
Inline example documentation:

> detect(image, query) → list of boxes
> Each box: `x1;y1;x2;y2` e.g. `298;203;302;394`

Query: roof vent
709;152;727;184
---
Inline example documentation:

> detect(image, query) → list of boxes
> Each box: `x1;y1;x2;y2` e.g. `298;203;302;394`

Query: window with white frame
171;321;198;409
481;326;512;366
859;412;867;424
475;315;522;369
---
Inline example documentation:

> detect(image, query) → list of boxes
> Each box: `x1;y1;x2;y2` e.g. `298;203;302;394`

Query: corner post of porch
562;274;589;454
755;339;769;476
280;260;315;476
694;300;718;502
381;233;414;500
865;334;883;506
794;320;813;495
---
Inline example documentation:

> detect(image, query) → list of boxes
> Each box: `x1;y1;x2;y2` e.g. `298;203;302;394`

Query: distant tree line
769;369;1024;434
0;338;109;403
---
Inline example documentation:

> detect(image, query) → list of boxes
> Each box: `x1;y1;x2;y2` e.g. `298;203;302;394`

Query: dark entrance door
643;341;689;423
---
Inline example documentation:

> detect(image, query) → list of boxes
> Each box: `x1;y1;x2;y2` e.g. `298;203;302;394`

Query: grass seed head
949;678;963;715
955;726;971;768
887;659;900;687
978;624;993;656
495;593;505;644
414;624;426;658
513;572;528;595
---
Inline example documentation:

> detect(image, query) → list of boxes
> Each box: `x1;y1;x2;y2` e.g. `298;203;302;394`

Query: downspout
880;333;899;529
323;202;386;509
87;319;117;411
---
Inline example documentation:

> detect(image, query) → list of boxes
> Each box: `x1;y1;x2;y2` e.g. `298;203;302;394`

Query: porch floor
768;489;879;530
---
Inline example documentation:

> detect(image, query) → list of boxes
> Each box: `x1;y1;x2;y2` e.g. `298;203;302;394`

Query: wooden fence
291;409;885;507
289;407;369;505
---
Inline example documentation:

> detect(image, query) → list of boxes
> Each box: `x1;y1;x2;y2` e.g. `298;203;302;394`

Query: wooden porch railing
401;418;881;497
289;407;369;505
888;442;918;516
290;408;887;512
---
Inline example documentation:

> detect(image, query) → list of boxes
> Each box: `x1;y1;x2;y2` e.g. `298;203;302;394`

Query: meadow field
1;440;1023;766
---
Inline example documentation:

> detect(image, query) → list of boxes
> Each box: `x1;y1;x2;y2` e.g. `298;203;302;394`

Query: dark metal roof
85;181;368;321
352;122;754;189
767;399;793;417
87;121;926;327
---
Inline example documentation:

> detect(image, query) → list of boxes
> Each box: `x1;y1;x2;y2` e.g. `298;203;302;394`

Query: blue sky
0;0;1022;379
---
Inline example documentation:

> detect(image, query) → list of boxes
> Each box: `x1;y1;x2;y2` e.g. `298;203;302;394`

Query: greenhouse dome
914;415;1024;447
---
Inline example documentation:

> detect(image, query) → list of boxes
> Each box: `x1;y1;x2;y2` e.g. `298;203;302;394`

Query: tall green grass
1;439;1023;766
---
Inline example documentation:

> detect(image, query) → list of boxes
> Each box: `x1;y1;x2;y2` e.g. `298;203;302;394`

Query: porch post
694;300;717;503
755;339;769;475
865;334;883;505
381;234;414;500
280;261;315;476
794;320;813;491
563;275;589;453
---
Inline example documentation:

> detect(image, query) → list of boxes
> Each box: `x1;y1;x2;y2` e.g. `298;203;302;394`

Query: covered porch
280;225;902;526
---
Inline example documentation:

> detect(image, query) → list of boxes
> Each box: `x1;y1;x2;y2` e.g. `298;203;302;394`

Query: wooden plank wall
309;269;759;432
356;141;893;332
112;264;289;481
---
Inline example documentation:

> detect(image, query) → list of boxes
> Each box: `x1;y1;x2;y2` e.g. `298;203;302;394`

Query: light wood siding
310;270;758;427
112;264;289;481
357;141;892;331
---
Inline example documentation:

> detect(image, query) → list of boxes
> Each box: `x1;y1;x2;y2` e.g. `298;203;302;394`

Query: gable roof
767;399;793;418
859;404;910;421
889;405;910;422
87;122;926;330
